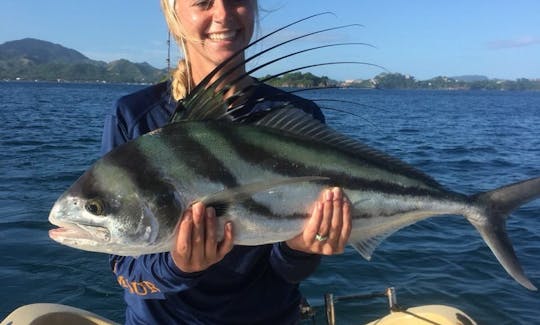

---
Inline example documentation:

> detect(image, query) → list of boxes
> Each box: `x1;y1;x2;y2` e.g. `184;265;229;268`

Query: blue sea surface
1;82;539;324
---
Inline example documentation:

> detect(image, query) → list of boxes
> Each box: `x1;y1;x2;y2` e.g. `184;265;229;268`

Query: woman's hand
171;202;234;273
286;187;352;255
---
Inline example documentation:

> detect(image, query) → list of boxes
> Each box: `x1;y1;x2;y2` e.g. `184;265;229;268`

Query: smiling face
174;0;256;83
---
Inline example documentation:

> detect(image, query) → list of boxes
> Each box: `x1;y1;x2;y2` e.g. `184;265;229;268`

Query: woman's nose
211;0;233;24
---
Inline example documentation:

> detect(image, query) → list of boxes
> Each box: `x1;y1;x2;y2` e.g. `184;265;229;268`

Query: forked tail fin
470;177;540;290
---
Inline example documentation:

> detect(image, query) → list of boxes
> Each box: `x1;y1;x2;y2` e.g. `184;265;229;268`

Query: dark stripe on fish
160;124;240;188
102;142;183;226
219;125;456;200
161;124;300;220
103;142;162;191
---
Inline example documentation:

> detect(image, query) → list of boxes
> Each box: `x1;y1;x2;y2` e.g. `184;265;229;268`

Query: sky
1;0;539;81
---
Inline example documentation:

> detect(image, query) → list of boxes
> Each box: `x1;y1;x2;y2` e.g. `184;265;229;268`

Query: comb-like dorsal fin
167;14;378;124
183;23;364;121
169;90;230;123
167;13;335;123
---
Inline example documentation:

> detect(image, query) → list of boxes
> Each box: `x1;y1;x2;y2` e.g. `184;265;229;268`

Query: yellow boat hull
0;303;118;325
366;304;477;325
2;303;476;325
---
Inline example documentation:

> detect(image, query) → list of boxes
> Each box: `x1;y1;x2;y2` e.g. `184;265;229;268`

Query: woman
101;1;352;324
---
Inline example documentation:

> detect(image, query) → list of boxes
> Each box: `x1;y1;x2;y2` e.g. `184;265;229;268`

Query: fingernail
198;202;206;213
206;207;215;218
325;189;333;201
333;187;342;199
184;210;192;222
314;202;322;213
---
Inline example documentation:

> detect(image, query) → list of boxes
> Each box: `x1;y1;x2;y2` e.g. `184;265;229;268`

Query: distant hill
0;38;167;83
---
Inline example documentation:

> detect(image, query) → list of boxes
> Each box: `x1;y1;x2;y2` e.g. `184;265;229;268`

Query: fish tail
469;176;540;291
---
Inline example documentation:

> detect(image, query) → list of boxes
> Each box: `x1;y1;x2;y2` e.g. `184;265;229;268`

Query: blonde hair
160;0;259;101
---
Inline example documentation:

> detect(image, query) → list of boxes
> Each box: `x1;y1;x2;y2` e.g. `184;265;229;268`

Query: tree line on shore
265;71;540;91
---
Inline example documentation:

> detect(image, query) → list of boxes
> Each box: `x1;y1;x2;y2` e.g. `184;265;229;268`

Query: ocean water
1;82;539;324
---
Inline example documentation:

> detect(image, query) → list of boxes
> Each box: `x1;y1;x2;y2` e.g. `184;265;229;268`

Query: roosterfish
49;15;540;291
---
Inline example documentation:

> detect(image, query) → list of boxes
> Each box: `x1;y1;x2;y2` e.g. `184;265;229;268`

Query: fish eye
85;199;105;216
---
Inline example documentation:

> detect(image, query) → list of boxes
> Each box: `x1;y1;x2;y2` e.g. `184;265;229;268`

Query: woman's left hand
285;187;352;255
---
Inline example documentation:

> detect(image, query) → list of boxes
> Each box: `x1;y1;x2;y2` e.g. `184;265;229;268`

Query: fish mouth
49;220;111;244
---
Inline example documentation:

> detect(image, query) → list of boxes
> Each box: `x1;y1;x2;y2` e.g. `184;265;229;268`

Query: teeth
208;31;236;41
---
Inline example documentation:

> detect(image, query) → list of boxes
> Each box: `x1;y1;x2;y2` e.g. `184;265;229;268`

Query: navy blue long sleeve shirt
101;81;325;324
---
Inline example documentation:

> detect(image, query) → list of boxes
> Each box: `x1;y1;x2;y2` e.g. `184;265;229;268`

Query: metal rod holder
324;287;398;325
386;287;398;311
324;293;335;325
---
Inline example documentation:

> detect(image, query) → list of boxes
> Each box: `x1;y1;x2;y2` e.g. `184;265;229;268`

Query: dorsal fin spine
173;13;335;122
